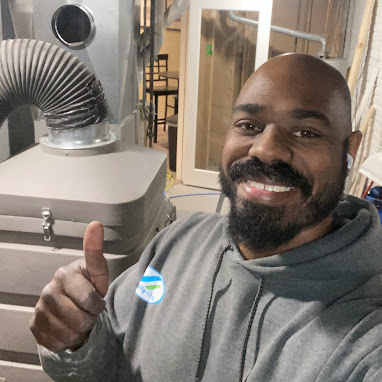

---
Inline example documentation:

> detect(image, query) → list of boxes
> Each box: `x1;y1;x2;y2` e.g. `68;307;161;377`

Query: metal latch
42;208;52;241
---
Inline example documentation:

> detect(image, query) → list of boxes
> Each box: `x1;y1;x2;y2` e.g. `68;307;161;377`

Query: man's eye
293;130;320;138
235;122;262;133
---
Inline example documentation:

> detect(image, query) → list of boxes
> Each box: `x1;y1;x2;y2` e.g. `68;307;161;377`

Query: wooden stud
349;105;376;197
347;0;376;97
359;105;376;135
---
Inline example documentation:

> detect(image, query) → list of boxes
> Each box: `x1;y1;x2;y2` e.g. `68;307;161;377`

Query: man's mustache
229;157;313;199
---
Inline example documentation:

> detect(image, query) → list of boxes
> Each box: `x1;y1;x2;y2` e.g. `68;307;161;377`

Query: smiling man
33;54;382;382
220;53;361;260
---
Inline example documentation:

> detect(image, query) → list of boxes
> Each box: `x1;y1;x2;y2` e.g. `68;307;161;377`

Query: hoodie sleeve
38;310;129;382
38;214;204;381
37;230;160;382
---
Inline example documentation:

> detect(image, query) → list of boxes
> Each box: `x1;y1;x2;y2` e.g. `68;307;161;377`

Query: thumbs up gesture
30;222;109;353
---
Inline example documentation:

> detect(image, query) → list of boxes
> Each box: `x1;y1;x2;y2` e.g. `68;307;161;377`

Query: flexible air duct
0;38;108;130
164;0;189;29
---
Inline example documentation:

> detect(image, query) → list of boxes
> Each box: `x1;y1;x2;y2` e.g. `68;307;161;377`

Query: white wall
0;122;10;163
344;0;382;161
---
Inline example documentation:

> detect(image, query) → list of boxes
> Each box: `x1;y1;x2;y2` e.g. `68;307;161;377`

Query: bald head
236;53;352;137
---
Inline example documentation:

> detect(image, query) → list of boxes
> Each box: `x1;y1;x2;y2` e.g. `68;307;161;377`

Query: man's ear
348;130;362;160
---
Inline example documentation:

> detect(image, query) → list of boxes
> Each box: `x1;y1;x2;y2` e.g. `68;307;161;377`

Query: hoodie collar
222;195;382;280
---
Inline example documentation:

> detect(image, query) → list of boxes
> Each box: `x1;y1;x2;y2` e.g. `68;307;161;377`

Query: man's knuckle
78;316;95;333
33;304;44;319
67;331;81;345
31;331;45;346
29;318;37;334
40;284;54;300
51;342;67;353
78;290;92;306
76;317;88;332
35;335;48;348
54;266;68;281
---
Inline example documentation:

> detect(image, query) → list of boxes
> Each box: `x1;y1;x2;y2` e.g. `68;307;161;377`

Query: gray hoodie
39;195;382;381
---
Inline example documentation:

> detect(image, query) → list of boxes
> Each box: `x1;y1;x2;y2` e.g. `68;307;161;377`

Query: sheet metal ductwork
0;36;174;382
0;38;108;130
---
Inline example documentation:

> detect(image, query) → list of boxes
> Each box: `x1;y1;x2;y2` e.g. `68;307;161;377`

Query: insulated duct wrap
0;38;108;129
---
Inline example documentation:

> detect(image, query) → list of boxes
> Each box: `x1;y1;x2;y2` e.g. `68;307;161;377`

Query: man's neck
238;215;334;260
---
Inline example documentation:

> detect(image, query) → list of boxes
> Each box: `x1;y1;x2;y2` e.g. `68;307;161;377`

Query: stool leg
154;95;158;143
164;95;168;131
175;95;179;114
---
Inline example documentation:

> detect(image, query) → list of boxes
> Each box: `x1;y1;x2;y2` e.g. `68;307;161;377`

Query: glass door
182;0;272;189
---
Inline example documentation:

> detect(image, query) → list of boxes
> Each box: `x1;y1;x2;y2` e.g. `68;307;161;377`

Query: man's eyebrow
232;103;265;115
290;109;330;126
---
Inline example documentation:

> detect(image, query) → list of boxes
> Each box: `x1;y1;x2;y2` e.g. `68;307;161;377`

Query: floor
153;125;230;219
166;183;230;219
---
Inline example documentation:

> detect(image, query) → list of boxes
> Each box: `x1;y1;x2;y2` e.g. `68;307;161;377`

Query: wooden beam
359;105;376;135
347;0;375;96
349;104;376;197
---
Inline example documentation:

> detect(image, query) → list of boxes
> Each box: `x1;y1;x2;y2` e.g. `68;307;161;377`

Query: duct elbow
164;0;189;29
0;39;108;130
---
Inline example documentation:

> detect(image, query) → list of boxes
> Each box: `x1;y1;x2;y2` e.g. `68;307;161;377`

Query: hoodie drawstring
240;275;264;382
195;245;232;382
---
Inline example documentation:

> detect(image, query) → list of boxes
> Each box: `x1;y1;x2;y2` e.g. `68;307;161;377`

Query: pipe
227;10;326;57
164;0;189;29
139;0;190;59
0;39;108;131
324;0;333;42
154;0;165;56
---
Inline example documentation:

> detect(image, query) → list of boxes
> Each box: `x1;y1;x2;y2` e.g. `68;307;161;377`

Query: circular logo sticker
135;266;165;305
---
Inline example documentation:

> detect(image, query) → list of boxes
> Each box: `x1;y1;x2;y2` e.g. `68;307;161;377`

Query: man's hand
30;221;109;353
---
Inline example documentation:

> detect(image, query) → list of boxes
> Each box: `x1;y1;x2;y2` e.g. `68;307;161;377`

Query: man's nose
248;125;293;164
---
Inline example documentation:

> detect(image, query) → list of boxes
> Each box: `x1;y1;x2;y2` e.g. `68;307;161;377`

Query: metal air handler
0;0;187;380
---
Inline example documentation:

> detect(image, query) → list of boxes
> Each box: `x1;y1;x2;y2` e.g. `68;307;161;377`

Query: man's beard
219;154;347;253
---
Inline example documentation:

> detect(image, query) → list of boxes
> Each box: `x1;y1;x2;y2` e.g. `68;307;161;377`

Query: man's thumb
83;221;109;298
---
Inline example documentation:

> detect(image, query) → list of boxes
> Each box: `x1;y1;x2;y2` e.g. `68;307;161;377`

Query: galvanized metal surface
8;0;34;38
33;0;140;128
0;360;53;382
41;122;116;149
0;142;168;252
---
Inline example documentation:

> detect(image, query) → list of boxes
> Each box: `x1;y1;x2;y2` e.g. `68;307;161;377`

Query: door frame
180;0;272;189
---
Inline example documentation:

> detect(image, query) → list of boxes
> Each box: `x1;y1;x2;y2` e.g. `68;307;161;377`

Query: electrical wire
362;180;374;199
165;171;175;191
168;192;221;200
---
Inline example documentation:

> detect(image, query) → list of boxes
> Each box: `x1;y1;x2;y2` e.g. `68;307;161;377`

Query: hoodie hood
222;195;382;301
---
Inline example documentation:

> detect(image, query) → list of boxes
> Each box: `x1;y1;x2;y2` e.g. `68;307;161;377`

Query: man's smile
236;180;301;205
247;180;294;192
228;157;314;201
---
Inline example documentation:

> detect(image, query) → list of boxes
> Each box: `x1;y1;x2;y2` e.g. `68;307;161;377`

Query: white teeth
249;181;264;190
249;181;293;193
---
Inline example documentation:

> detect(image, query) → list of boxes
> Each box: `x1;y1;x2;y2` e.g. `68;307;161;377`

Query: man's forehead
233;56;352;137
237;68;328;103
234;72;330;116
237;54;347;99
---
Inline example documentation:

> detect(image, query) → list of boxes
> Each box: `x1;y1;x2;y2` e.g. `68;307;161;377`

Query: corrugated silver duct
0;38;108;130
